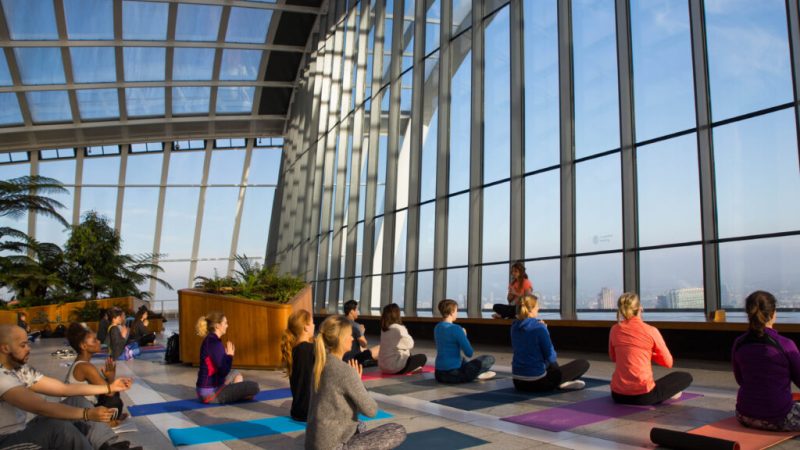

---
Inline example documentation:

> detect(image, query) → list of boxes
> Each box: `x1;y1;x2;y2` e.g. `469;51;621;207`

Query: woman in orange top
608;293;693;405
492;262;533;319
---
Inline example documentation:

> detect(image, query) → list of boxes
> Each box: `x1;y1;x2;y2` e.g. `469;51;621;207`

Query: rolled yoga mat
92;345;165;358
658;417;800;450
650;427;740;450
128;387;292;416
361;365;435;381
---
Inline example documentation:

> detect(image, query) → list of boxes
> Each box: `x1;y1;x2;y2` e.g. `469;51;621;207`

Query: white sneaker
558;380;586;390
670;391;683;400
477;371;496;381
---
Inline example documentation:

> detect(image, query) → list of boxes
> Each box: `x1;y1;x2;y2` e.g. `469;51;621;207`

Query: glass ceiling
0;0;306;129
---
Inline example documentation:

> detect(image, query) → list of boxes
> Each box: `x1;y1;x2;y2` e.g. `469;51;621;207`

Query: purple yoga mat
502;392;703;432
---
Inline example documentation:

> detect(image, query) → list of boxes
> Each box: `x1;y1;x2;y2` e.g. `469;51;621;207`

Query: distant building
597;287;616;310
664;288;704;309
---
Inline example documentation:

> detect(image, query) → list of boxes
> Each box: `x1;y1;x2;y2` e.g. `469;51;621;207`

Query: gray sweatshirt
305;354;378;450
378;324;415;374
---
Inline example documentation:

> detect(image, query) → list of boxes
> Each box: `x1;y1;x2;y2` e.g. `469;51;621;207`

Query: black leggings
612;371;693;405
493;304;517;319
395;354;427;375
513;359;590;392
136;333;156;347
96;392;124;417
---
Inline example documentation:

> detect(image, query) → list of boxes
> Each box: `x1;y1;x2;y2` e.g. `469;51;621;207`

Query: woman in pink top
492;262;533;319
608;293;692;405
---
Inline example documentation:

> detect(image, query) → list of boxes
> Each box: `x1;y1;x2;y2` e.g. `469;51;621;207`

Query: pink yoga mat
361;365;435;381
502;392;703;432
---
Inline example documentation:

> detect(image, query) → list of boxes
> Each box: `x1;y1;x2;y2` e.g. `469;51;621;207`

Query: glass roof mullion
0;41;307;54
165;3;178;119
210;6;233;118
131;0;322;16
113;0;127;121
54;0;81;124
251;4;281;116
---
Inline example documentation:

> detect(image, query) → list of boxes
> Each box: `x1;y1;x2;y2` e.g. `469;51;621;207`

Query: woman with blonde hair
281;309;315;421
195;311;259;404
609;293;692;405
305;315;406;450
378;303;427;374
511;295;589;391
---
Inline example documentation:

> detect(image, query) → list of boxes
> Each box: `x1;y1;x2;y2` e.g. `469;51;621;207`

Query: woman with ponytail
195;312;259;404
733;291;800;431
281;310;315;421
511;296;589;391
305;315;406;450
492;262;533;319
609;293;692;405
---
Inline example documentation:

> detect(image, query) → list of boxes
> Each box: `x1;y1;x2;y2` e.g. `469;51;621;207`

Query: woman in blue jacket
511;295;590;391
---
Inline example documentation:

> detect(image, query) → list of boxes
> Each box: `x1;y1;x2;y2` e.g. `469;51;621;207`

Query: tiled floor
26;334;800;449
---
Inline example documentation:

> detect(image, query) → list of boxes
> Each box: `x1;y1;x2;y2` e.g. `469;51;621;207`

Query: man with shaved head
0;325;135;449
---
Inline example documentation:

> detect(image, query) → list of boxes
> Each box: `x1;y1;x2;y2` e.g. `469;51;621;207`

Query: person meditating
492;262;533;319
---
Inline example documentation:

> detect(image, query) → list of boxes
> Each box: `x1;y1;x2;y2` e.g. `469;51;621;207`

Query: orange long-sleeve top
608;315;674;395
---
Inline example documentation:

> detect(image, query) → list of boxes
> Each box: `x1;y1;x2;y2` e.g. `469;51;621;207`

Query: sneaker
477;371;496;381
491;313;502;319
407;365;424;374
670;391;683;400
558;380;586;390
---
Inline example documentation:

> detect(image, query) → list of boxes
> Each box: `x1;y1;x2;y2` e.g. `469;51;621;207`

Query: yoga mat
432;378;609;411
502;392;703;432
370;381;441;396
92;345;165;358
128;387;292;416
361;365;435;381
168;410;393;446
687;417;800;450
651;427;739;450
396;427;489;450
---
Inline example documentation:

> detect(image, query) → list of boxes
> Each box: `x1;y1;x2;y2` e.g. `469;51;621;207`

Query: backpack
51;324;66;338
164;333;180;364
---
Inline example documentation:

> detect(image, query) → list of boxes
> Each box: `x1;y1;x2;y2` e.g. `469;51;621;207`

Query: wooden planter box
178;285;312;369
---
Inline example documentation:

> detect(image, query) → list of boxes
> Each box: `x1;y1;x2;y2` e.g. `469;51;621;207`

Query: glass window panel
1;0;57;40
83;156;119;185
216;87;255;113
573;0;619;158
237;187;275;257
14;48;65;85
0;93;23;126
198;187;239;257
219;49;262;81
525;170;560;258
124;47;166;81
167;151;205;185
172;48;216;81
125;153;162;185
195;259;232;281
122;0;168;40
527;258;560;310
417;270;433;311
79;187;117;227
447;192;468;266
449;32;471;193
26;91;72;123
39;159;75;184
425;0;441;56
418;202;435;270
76;89;119;120
175;140;204;151
70;47;116;83
355;222;364;277
0;162;27;180
705;0;793;121
172;86;210;115
120;187;159;255
125;87;165;117
640;246;704;310
524;0;559;171
175;3;222;41
35;186;73;245
0;53;11;86
445;267;468;309
0;209;30;249
714;109;800;238
393;211;407;271
8;152;27;162
159;188;200;259
631;0;695;142
63;0;113;40
482;264;508;314
369;216;384;277
720;235;800;309
483;6;510;184
214;138;246;148
451;0;471;35
208;149;245;184
154;261;189;306
392;273;405;308
226;7;271;43
248;149;282;185
637;134;701;246
483;182;509;263
576;252;622;311
401;12;415;73
576;154;621;253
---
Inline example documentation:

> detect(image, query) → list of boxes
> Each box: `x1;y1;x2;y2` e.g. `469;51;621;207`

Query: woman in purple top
733;291;800;431
195;311;259;403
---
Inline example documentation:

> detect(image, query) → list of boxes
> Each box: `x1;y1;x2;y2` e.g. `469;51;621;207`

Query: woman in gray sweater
305;315;406;450
378;304;427;374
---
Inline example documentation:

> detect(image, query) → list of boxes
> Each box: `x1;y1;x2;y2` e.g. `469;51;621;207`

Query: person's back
511;318;555;378
379;324;412;373
290;341;314;421
196;333;230;390
434;321;472;371
609;316;672;395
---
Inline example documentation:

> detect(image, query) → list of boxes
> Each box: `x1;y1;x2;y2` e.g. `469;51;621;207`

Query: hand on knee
233;374;244;383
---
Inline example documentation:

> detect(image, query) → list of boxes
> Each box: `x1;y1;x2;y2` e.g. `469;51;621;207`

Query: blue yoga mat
168;410;393;446
128;387;292;416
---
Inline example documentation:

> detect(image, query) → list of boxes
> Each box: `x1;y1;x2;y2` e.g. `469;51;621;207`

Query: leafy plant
194;255;306;304
70;301;101;322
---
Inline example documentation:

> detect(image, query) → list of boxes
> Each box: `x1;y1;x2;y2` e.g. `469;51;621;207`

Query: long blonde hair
517;295;538;320
312;315;352;391
281;310;312;377
617;293;641;322
196;311;225;337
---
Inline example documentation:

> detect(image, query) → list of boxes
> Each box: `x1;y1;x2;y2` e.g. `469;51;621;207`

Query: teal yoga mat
168;410;393;446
